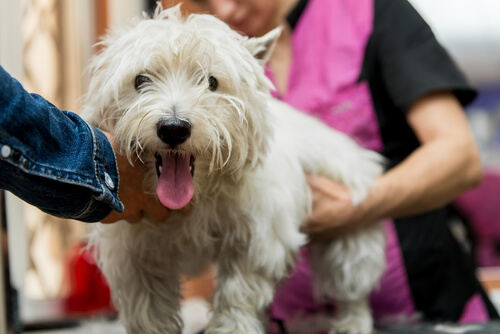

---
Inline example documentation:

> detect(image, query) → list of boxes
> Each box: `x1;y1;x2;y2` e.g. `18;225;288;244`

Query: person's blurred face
192;0;287;37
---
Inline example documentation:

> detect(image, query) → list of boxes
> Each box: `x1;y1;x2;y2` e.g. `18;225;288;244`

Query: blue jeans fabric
0;65;123;222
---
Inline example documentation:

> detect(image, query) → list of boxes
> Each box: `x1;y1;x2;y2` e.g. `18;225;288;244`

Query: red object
64;241;116;315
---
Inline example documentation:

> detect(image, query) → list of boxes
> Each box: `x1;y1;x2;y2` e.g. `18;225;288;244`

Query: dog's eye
134;74;152;91
208;76;218;92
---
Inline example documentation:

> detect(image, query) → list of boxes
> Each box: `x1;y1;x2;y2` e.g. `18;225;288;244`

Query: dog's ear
243;26;282;65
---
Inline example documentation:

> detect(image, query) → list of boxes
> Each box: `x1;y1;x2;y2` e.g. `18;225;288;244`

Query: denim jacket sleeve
0;65;124;222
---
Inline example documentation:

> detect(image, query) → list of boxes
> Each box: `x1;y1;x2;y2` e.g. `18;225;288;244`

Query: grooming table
377;321;500;333
22;320;500;334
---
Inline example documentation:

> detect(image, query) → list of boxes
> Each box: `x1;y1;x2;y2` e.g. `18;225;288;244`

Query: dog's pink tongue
156;152;194;210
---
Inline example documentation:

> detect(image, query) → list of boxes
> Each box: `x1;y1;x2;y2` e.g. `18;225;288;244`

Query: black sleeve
372;0;476;112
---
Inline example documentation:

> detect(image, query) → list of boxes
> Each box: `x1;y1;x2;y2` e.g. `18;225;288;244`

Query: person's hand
101;132;171;224
302;174;366;241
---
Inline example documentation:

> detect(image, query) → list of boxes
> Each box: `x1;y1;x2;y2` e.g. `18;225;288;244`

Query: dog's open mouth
155;151;195;210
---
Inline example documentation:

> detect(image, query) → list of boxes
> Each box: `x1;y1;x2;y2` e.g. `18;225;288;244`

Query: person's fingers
146;200;171;223
306;174;323;188
179;202;194;214
101;210;143;224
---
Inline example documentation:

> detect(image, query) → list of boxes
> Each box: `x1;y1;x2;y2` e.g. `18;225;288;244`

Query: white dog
82;5;386;334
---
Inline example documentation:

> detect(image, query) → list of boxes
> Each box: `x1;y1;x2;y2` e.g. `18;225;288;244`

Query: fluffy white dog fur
82;5;386;334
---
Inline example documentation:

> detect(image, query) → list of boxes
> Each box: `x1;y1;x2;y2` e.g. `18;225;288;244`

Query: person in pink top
187;0;498;330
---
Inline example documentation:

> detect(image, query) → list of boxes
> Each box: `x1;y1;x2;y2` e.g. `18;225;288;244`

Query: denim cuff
83;123;124;217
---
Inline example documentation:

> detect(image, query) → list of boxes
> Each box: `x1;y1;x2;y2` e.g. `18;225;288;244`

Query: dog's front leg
119;263;183;334
94;225;184;334
206;259;276;334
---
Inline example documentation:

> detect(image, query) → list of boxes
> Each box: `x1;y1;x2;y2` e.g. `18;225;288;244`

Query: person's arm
375;91;482;216
303;0;482;239
0;65;124;222
304;91;482;239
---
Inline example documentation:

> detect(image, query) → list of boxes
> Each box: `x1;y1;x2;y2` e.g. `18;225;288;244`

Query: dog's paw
329;314;374;334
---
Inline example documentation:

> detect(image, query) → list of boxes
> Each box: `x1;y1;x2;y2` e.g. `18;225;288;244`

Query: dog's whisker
136;154;145;164
97;114;121;131
220;95;247;126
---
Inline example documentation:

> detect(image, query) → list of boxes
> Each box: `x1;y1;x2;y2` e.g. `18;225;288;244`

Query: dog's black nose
157;119;191;147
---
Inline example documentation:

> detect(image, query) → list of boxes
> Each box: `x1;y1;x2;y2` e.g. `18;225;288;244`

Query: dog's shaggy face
82;6;279;209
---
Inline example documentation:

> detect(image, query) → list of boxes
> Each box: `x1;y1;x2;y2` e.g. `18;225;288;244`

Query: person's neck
268;25;293;97
280;0;301;24
259;0;300;37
